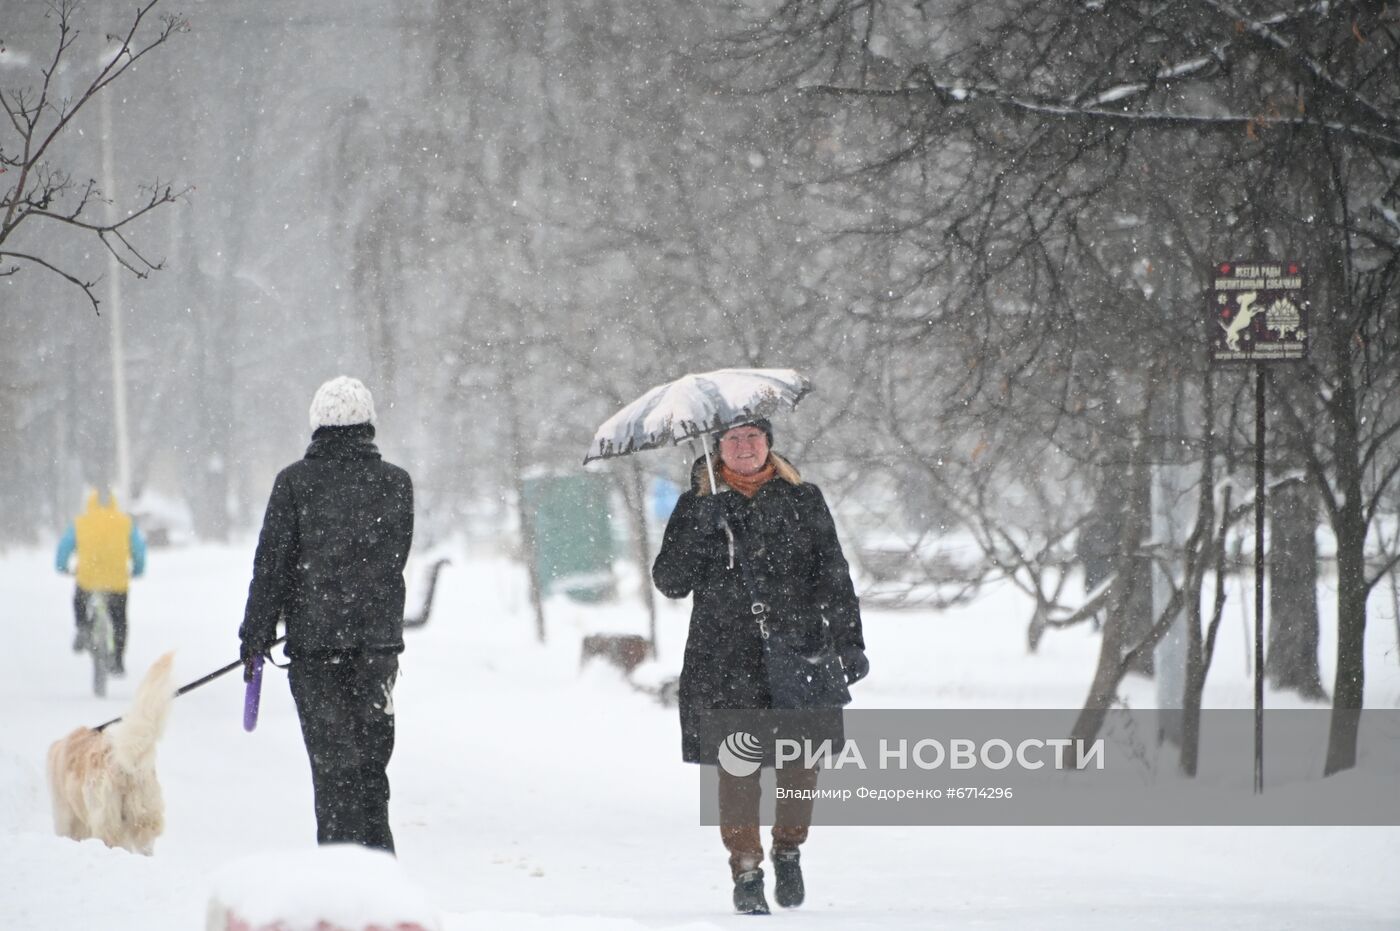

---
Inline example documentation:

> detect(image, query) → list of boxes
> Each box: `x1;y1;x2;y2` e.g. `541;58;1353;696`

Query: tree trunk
1072;447;1150;744
1179;368;1218;777
1180;612;1206;776
1324;361;1368;775
619;462;659;658
1266;477;1326;700
504;368;546;644
1077;450;1155;675
1071;577;1134;745
1325;515;1368;775
1121;463;1156;677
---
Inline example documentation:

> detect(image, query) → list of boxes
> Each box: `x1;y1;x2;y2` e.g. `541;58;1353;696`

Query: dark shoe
111;658;126;677
772;849;804;908
72;629;88;653
733;868;770;915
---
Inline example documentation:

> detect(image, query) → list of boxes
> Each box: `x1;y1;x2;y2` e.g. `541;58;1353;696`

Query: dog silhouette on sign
1220;291;1262;352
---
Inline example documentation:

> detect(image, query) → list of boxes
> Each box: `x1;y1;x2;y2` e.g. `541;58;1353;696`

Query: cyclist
55;489;147;675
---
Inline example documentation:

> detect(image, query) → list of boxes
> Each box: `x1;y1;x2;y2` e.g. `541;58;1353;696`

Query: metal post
99;47;131;502
1254;363;1266;794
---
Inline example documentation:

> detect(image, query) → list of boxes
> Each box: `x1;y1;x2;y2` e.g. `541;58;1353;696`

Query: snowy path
1;542;1397;929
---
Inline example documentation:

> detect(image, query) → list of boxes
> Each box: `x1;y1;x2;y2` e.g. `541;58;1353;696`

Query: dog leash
93;637;288;732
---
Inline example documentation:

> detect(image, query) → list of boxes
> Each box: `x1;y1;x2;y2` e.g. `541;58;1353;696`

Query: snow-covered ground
2;539;1397;929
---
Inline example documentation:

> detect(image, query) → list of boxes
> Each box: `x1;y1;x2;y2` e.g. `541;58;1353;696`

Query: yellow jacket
57;492;146;593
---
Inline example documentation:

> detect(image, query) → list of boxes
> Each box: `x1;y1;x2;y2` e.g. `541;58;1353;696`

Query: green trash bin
522;473;616;603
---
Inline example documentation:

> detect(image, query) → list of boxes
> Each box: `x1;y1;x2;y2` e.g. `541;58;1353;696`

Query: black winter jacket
240;425;414;659
652;457;864;764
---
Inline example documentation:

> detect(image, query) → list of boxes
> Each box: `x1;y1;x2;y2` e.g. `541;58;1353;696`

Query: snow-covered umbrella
583;368;813;489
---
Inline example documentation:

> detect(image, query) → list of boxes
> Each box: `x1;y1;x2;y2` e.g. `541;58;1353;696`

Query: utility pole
99;41;132;502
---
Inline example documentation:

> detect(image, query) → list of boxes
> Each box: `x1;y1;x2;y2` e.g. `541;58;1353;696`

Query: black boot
733;868;770;915
772;848;804;908
72;626;88;653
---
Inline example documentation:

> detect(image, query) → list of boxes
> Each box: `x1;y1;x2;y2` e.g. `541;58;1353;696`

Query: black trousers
74;588;128;664
288;652;399;854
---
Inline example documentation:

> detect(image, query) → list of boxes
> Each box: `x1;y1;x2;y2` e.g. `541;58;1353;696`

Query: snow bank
207;845;441;931
0;748;46;834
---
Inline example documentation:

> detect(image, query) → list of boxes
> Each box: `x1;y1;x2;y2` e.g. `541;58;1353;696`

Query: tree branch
0;249;100;312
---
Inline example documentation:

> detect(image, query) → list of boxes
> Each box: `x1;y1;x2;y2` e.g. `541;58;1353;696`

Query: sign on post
1207;260;1308;794
1209;262;1307;364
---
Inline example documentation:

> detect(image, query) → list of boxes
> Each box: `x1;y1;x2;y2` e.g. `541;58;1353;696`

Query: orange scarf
719;458;777;498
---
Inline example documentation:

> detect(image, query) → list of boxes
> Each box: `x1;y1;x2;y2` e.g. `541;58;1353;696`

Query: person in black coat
239;375;414;854
652;418;868;914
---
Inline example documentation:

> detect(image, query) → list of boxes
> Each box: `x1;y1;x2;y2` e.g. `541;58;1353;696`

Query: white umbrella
584;368;813;489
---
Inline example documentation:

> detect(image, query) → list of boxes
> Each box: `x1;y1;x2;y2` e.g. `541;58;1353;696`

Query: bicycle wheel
89;594;113;698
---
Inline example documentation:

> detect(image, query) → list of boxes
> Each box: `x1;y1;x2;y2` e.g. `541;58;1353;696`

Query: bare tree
344;0;875;542
0;0;187;313
716;0;1400;774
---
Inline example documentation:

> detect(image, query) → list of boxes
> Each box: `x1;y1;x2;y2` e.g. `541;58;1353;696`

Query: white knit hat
309;376;376;430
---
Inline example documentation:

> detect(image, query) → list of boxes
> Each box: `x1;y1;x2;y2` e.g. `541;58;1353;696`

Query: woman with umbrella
651;416;869;915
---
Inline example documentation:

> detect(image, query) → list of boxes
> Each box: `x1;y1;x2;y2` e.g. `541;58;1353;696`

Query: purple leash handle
243;655;264;732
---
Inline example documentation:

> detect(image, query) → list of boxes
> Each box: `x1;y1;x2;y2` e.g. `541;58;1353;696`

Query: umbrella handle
703;442;717;492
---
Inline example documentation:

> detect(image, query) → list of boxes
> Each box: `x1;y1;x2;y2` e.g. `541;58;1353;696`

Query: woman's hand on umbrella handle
692;494;728;535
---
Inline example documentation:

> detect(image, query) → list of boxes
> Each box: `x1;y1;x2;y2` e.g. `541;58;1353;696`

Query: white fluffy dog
47;651;175;855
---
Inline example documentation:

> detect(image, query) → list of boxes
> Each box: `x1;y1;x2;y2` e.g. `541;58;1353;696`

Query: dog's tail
106;651;175;773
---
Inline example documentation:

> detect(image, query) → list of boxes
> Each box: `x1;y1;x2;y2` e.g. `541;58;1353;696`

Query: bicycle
84;591;118;698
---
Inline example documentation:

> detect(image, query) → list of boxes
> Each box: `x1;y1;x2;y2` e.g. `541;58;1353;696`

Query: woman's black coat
240;425;414;659
652;459;864;765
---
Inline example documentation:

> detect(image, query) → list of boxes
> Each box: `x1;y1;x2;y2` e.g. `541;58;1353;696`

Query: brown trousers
718;765;820;880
